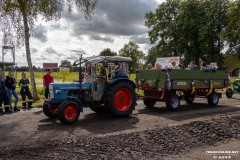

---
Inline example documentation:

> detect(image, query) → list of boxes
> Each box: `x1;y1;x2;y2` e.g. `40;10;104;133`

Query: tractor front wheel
58;100;80;124
106;82;136;117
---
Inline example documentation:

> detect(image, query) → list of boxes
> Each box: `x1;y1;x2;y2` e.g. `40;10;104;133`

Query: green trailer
136;69;229;110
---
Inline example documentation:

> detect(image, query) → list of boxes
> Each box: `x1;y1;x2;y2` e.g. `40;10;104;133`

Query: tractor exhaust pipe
79;54;82;91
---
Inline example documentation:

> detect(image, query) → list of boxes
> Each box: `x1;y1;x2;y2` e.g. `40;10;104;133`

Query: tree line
145;0;240;67
0;0;239;100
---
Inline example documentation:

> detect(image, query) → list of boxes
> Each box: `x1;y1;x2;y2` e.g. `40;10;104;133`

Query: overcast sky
1;0;164;67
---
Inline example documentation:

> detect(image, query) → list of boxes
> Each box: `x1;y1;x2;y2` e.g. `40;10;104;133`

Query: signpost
156;57;180;68
59;67;70;82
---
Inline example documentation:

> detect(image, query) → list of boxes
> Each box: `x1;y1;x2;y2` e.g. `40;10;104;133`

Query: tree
60;60;72;67
200;0;228;66
0;0;97;100
60;59;73;72
145;47;159;67
118;41;145;69
176;0;207;64
145;0;181;57
224;0;240;58
99;48;117;56
145;0;229;67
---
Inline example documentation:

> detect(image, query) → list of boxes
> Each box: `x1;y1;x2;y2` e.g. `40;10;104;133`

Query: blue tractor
43;56;136;124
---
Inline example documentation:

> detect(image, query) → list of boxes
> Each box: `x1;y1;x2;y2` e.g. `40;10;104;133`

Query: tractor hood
50;82;91;90
49;82;92;100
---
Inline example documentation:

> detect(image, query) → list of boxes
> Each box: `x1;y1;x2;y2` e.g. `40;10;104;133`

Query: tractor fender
109;78;136;88
66;96;83;112
102;78;136;99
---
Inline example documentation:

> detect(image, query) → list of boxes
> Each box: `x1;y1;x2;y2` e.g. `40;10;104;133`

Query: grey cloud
89;34;114;43
130;34;150;44
35;55;47;60
64;0;157;36
66;54;81;60
44;47;57;54
56;53;66;57
70;48;87;55
66;48;88;60
31;47;38;53
50;23;61;30
33;24;48;42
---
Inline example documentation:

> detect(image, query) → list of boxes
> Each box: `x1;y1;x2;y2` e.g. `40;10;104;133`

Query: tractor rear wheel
58;100;80;124
166;94;180;111
106;82;136;117
226;88;233;98
43;103;58;118
207;92;219;106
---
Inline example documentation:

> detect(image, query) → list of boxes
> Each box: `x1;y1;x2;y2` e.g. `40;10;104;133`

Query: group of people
138;60;218;71
0;68;53;114
139;61;181;71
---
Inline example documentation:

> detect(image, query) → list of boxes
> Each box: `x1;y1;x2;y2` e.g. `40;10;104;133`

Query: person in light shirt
154;62;162;70
170;61;180;69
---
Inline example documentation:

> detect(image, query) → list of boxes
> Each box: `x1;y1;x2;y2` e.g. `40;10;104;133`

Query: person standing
5;71;20;112
0;68;11;114
19;72;33;109
43;69;54;99
147;63;153;70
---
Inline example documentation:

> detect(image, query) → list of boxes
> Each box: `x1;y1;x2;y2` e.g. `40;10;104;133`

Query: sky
0;0;164;67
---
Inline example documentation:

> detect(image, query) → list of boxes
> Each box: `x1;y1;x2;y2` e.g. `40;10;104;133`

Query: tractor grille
49;85;53;98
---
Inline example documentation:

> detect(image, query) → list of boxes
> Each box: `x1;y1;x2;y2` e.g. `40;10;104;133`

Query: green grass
16;71;79;83
11;71;79;108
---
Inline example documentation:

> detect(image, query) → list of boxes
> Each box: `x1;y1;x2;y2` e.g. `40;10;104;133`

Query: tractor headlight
49;85;54;98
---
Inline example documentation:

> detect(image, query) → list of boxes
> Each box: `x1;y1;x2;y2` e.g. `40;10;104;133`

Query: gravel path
1;114;239;160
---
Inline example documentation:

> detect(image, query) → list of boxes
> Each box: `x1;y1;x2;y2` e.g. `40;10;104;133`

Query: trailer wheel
184;94;195;104
89;102;106;113
143;92;156;108
58;100;80;124
143;100;156;108
43;103;58;118
226;88;233;98
106;82;136;117
207;92;219;106
166;94;180;111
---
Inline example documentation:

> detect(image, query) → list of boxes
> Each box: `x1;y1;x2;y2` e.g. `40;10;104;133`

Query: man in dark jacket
0;68;11;114
5;71;20;112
